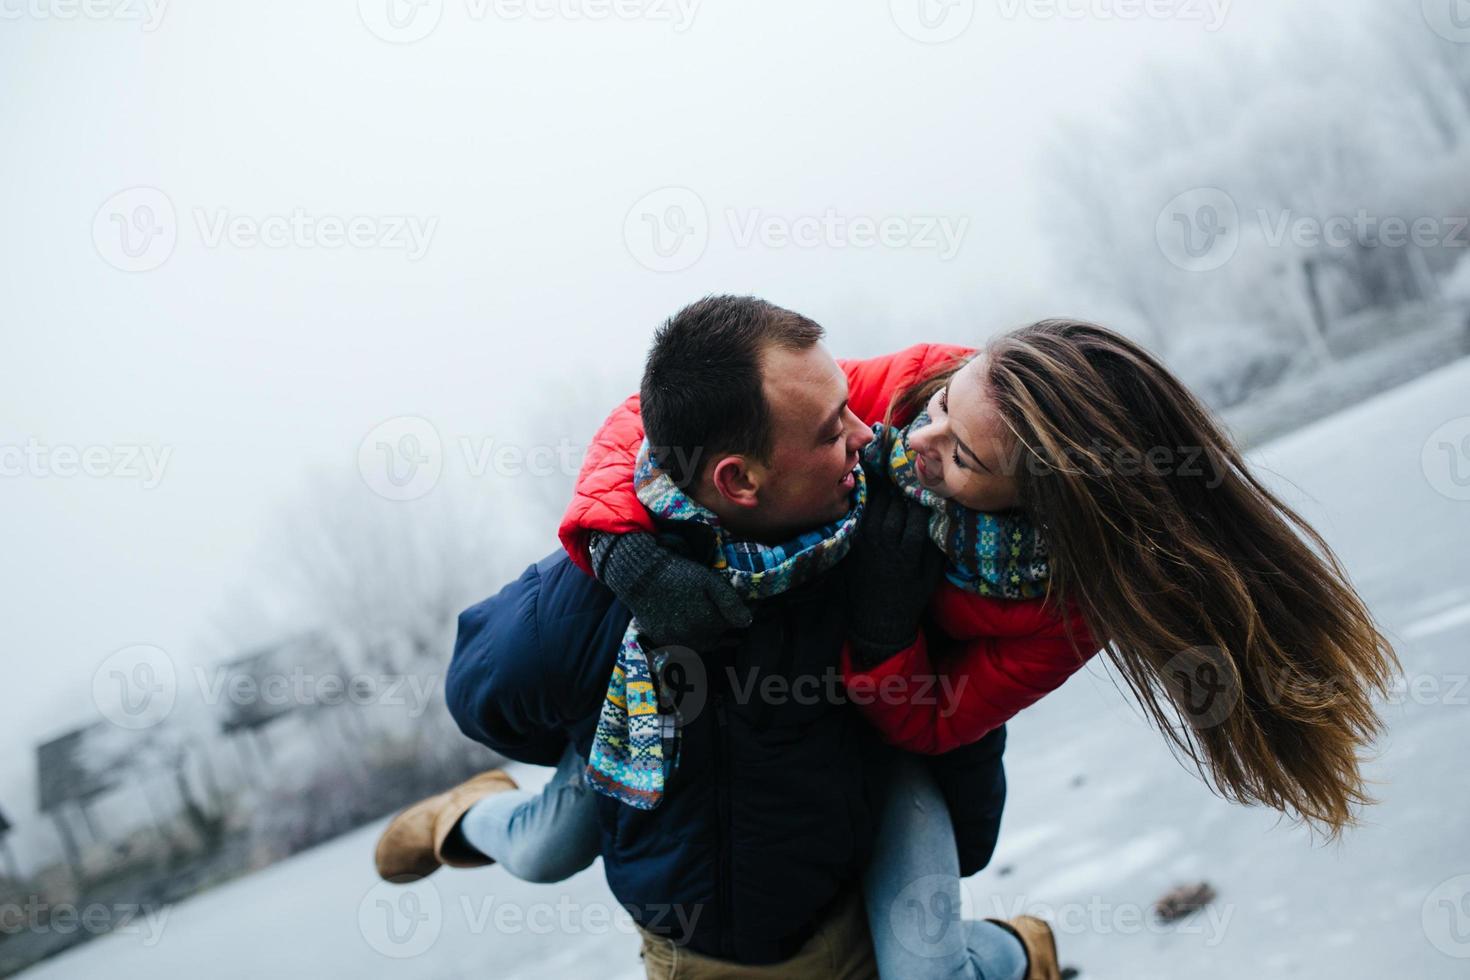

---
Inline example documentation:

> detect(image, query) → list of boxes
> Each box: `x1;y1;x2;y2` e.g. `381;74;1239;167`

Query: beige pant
636;894;878;980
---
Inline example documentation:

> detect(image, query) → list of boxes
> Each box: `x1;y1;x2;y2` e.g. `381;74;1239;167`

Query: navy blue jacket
446;549;1007;965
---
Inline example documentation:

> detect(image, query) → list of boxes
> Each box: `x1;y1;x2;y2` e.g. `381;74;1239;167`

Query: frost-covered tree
1038;0;1470;398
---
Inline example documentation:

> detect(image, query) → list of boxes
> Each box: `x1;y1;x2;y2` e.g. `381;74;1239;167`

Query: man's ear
709;455;761;510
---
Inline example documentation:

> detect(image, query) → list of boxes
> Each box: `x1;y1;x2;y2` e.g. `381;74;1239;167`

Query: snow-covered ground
23;359;1470;979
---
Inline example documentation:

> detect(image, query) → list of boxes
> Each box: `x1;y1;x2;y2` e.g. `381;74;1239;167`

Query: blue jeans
863;750;1028;980
455;742;602;883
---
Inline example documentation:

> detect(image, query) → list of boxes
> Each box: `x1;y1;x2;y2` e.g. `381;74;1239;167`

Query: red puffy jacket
558;343;1099;755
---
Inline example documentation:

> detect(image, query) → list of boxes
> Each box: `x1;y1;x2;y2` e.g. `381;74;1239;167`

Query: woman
847;318;1397;822
833;319;1399;978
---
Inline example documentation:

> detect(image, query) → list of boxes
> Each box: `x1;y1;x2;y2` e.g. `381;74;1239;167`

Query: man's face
741;342;872;539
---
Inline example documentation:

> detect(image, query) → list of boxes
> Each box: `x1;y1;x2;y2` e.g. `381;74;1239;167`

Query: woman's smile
914;452;940;487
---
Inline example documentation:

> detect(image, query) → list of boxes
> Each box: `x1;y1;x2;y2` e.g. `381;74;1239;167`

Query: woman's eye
939;388;949;414
951;449;967;471
827;432;843;444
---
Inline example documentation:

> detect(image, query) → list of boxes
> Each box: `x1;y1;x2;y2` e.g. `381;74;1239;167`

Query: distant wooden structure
36;724;120;881
215;633;364;786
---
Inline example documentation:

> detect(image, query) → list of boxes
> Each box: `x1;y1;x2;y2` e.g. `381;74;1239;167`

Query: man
375;297;1017;977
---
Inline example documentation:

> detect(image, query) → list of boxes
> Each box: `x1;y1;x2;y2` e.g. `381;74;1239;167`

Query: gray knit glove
845;459;945;668
590;531;753;648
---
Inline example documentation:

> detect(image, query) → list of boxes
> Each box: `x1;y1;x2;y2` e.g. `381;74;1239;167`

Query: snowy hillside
23;358;1470;979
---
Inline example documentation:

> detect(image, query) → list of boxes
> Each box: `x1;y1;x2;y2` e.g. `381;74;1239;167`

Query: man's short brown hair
640;295;825;488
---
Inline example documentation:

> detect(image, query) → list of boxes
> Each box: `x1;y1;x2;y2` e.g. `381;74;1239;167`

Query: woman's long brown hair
892;320;1398;837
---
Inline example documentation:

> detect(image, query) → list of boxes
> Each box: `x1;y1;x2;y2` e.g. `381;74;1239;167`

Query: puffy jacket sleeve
842;589;1098;755
838;343;974;425
557;343;975;572
445;551;631;765
558;394;653;576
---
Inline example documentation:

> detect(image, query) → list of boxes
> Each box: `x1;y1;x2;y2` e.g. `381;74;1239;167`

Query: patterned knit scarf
586;440;868;810
865;411;1050;599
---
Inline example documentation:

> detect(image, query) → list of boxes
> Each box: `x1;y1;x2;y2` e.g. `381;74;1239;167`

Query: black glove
590;531;753;648
845;459;945;668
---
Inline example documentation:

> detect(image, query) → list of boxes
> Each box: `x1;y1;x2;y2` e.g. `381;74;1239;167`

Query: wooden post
1299;257;1334;362
252;726;274;763
195;743;226;811
0;837;19;882
76;799;101;842
231;733;259;789
1405;247;1440;303
138;777;173;847
50;810;84;884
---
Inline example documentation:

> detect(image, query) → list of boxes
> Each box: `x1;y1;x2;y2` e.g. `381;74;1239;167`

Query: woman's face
905;355;1023;513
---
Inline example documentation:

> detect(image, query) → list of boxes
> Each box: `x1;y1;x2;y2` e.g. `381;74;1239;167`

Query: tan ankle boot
374;769;518;882
987;915;1061;980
